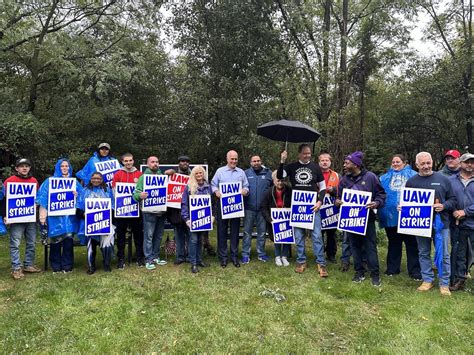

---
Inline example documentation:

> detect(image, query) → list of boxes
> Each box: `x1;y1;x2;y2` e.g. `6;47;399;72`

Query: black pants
348;220;379;277
217;216;240;263
322;229;337;258
385;227;421;277
451;227;473;281
87;238;113;269
50;236;74;272
115;217;144;261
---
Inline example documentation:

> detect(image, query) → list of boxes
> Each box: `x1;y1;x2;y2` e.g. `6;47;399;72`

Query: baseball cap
444;149;460;159
178;155;190;162
459;153;474;162
98;142;111;150
15;158;31;167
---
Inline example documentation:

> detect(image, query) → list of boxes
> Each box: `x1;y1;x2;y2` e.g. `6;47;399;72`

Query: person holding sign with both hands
181;165;215;273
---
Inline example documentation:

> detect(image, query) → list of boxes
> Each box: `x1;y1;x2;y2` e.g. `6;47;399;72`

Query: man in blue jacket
241;155;272;263
448;153;474;291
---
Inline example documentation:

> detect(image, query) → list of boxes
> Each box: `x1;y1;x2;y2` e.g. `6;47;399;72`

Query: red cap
444;149;460;159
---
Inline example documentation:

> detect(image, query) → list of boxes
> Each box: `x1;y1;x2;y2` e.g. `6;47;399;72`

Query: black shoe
191;265;199;273
371;276;381;287
136;258;145;267
197;262;209;267
87;267;96;275
117;259;125;270
341;262;350;272
352;274;365;283
104;265;112;272
174;259;185;265
449;279;465;291
233;261;240;268
327;255;336;263
221;262;227;268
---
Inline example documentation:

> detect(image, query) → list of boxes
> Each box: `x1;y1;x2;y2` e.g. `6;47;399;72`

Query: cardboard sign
167;173;190;209
189;195;213;232
271;208;295;244
320;194;339;230
94;159;120;188
397;187;434;238
85;198;112;236
337;189;372;236
220;182;244;219
48;178;76;216
6;182;37;223
142;174;168;212
290;190;318;230
115;183;139;218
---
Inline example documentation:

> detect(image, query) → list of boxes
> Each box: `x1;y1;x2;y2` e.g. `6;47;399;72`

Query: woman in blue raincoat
379;154;421;279
76;172;115;274
37;159;82;273
76;142;116;186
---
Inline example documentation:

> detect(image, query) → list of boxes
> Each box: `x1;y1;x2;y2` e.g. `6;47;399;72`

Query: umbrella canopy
257;119;321;143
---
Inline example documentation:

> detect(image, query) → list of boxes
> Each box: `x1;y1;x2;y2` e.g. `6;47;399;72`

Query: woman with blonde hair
181;166;215;273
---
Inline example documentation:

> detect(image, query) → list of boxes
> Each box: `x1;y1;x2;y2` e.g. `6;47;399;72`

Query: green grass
0;233;472;353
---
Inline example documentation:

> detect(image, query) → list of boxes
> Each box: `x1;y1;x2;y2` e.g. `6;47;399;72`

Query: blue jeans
174;224;190;262
188;232;204;265
340;232;351;264
50;234;74;272
416;229;451;286
10;222;37;270
142;213;165;263
274;243;290;258
293;212;325;265
242;210;267;258
348;220;379;277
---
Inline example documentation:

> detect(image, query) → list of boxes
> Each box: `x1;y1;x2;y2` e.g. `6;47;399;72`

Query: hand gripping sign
290;190;318;230
271;208;295;244
7;182;37;223
320;194;339;230
85;198;112;236
115;183;140;218
142;174;168;212
48;178;76;216
167;173;190;209
397;187;434;238
337;189;372;236
220;182;244;219
190;195;213;232
94;159;120;188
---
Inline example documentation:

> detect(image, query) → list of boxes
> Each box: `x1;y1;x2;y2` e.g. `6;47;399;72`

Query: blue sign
337;189;372;235
142;174;168;212
85;198;112;236
397;187;434;238
6;182;37;223
115;183;139;218
95;159;120;188
48;178;76;216
320;195;339;230
220;182;244;219
190;195;213;232
290;190;318;230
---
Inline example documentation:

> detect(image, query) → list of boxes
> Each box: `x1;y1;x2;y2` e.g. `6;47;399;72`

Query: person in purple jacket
182;165;215;273
335;151;386;287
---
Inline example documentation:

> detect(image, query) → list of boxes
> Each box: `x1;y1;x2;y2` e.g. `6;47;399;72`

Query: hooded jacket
449;173;474;230
244;167;273;212
37;158;83;237
112;166;142;187
76;151;116;185
378;165;417;228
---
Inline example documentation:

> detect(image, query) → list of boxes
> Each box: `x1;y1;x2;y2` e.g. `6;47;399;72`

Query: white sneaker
281;257;289;267
275;257;283;266
153;258;167;266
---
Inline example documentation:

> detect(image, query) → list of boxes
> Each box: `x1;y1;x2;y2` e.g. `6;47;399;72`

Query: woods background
0;0;472;180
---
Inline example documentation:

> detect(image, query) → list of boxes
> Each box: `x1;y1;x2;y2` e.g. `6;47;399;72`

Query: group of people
1;143;472;297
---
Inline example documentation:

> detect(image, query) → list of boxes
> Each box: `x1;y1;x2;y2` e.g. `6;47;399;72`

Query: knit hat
345;151;364;167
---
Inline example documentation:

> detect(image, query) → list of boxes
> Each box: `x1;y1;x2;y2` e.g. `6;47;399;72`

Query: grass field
0;233;472;353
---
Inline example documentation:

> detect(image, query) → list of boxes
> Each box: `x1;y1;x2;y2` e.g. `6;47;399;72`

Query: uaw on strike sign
220;182;244;219
115;183;139;218
167;173;189;209
85;198;112;236
94;159;120;188
142;174;168;212
337;189;372;235
397;187;434;238
271;208;295;244
290;190;318;230
189;195;213;232
48;178;76;216
6;183;37;223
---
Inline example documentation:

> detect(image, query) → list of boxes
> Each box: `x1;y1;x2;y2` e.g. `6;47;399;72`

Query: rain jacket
76;151;116;185
37;159;83;238
449;173;474;230
76;184;114;244
244;167;273;212
378;165;417;228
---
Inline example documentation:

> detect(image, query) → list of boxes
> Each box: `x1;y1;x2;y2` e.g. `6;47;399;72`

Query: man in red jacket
2;159;41;280
112;153;144;268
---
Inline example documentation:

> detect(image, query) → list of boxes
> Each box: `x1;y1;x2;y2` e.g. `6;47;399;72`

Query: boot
449;279;465;292
317;264;329;278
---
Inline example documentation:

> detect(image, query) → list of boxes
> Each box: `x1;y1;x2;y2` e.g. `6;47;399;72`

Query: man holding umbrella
277;144;328;276
406;152;457;296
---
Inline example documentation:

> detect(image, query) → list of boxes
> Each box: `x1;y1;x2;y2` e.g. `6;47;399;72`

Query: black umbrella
257;119;321;150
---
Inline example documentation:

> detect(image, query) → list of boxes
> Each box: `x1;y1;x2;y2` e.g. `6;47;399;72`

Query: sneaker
352;274;365;283
241;256;250;264
412;276;422;282
295;262;307;273
153;258;167;266
11;269;24;280
281;256;290;267
23;265;41;273
136;258;145;267
317;264;329;278
117;259;125;270
275;257;283;266
146;262;156;270
87;267;96;275
258;255;269;262
371;276;381;287
417;282;434;292
439;286;451;296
